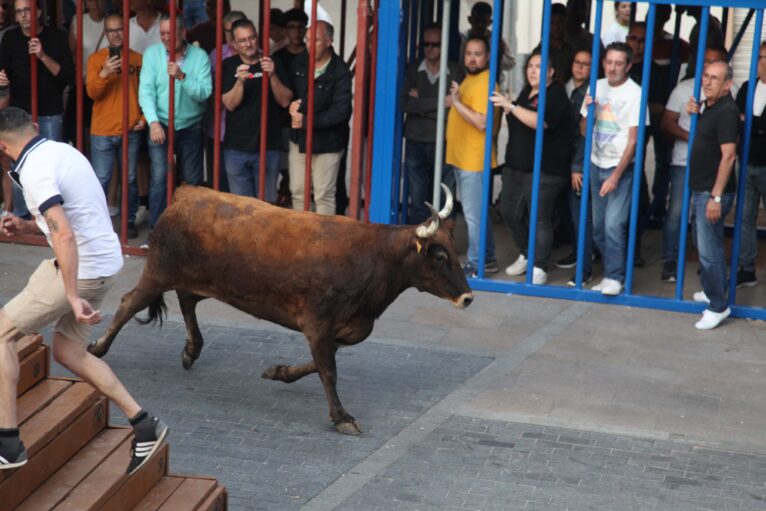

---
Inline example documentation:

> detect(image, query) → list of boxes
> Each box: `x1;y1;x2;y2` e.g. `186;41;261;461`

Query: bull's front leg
308;336;362;435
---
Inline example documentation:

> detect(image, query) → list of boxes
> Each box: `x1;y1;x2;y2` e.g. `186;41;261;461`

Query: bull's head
413;184;474;309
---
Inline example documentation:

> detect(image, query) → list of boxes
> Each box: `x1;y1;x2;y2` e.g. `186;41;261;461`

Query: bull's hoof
87;337;109;358
261;365;283;380
181;351;195;370
335;420;363;435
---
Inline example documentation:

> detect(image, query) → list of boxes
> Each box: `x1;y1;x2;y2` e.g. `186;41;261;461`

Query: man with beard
446;36;499;277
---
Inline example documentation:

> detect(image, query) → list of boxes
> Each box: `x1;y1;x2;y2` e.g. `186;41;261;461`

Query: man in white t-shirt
128;0;161;55
0;107;167;475
659;46;729;283
580;42;646;296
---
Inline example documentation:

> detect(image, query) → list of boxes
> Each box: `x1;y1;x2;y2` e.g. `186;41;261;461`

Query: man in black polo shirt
221;19;291;201
687;60;738;330
0;0;74;219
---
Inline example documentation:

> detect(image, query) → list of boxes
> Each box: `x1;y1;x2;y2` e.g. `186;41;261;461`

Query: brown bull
89;185;473;434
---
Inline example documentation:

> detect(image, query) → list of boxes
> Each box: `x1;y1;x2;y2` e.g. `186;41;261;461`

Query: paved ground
2;243;766;510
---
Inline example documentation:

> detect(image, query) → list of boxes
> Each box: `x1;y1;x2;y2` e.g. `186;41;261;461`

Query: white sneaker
505;254;528;276
108;205;120;217
600;278;623;296
135;205;149;226
695;308;731;330
532;267;547;285
692;291;710;304
591;278;607;291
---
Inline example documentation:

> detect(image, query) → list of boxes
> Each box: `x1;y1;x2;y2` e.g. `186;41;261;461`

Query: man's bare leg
0;310;29;469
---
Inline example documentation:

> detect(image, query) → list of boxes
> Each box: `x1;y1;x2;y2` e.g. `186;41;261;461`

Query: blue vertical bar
475;0;502;279
574;0;604;289
729;9;764;304
524;0;552;285
370;0;402;224
675;7;710;300
624;4;656;294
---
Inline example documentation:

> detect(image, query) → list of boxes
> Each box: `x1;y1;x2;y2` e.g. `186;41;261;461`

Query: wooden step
18;345;48;397
16;334;43;359
0;396;108;509
14;428;130;511
0;382;101;486
17;379;73;425
133;476;225;511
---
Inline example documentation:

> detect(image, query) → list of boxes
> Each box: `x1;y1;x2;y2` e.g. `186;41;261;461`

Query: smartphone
109;45;122;59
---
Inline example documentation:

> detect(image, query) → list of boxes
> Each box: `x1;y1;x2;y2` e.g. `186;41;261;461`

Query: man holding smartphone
86;12;145;239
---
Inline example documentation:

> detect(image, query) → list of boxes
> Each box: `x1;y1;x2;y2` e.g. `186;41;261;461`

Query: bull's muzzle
453;292;475;309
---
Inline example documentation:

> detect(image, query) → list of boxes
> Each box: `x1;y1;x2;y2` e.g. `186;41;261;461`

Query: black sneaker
736;269;758;289
567;272;593;287
127;223;138;240
127;416;168;475
555;252;577;269
484;260;499;274
661;260;676;282
0;438;27;470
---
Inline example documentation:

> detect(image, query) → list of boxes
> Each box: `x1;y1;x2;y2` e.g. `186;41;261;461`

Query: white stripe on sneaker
0;455;8;464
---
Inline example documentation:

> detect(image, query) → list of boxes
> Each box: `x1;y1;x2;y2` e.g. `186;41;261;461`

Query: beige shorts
4;259;115;344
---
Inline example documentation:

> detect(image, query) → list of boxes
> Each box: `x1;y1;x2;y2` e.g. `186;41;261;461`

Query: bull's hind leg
307;335;362;435
88;283;165;357
177;290;207;369
261;361;317;383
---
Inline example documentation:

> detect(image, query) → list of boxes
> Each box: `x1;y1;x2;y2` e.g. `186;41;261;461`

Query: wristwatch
710;195;722;204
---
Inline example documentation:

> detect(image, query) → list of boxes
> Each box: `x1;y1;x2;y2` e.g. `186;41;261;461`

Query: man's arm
178;50;213;102
42;204;100;324
263;56;293;108
711;142;737;197
450;80;486;131
311;66;353;129
661;109;688;141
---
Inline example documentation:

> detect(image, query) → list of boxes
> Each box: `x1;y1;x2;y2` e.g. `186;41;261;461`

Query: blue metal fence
371;0;766;321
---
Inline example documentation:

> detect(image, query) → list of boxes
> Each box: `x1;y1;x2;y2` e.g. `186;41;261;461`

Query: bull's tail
135;293;168;327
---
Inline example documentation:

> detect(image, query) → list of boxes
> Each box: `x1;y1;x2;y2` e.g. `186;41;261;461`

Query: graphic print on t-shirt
593;98;628;149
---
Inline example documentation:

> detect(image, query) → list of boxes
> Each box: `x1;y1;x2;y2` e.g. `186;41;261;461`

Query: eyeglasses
626;35;646;43
573;60;591;67
105;28;123;34
235;35;257;45
224;29;232;34
422;42;440;48
15;7;31;15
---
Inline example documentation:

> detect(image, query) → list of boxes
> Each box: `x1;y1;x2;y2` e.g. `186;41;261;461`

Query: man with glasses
686;60;738;329
221;18;291;200
0;0;74;220
734;41;766;290
138;14;211;245
401;23;461;225
86;13;144;239
0;107;167;474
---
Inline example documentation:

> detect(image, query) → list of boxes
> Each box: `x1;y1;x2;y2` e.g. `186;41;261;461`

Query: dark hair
551;3;566;18
604;41;633;64
706;44;728;58
470;2;491;18
231;18;256;37
422;22;441;37
159;13;185;29
283;8;308;26
465;35;489;54
525;49;557;81
0;107;34;135
629;21;647;31
270;8;284;28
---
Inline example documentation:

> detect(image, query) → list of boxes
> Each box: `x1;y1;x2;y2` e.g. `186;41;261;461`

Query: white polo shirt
15;137;124;279
129;13;162;55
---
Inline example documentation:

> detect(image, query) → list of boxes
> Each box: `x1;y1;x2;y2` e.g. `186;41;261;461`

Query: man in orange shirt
86;12;145;239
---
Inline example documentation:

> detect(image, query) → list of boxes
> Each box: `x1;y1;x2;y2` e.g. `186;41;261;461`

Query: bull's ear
444;219;456;236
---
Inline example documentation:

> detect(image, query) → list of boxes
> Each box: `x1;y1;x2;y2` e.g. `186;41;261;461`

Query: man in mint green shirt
138;14;212;234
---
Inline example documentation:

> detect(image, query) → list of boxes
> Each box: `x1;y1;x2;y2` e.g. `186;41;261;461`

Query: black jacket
736;80;766;166
289;52;352;154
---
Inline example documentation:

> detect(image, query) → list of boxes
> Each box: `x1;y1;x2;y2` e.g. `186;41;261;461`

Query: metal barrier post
304;0;318;212
625;4;656;294
675;7;710;300
349;0;371;219
523;0;551;285
728;9;764;304
258;0;271;201
574;0;604;289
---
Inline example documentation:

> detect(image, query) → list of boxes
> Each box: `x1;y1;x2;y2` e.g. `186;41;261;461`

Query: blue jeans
404;140;456;224
90;132;141;224
224;149;281;202
12;114;63;219
569;176;592;275
183;0;208;27
738;164;766;272
662;165;688;262
147;123;204;228
590;164;633;282
693;191;734;313
453;165;495;267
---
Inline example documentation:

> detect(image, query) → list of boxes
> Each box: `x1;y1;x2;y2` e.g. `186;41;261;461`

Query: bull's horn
438;184;453;220
415;203;440;238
